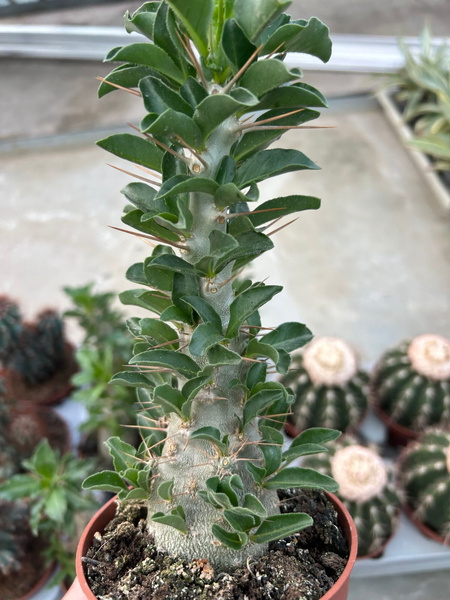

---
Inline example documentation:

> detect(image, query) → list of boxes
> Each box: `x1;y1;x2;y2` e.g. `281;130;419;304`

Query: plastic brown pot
15;561;56;600
403;501;447;545
62;492;357;600
372;401;419;448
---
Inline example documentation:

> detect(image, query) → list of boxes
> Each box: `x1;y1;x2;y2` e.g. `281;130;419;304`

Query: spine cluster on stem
84;0;340;571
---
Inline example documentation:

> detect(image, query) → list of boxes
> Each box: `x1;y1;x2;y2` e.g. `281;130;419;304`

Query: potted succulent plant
0;296;77;406
303;436;401;558
397;428;450;544
378;27;450;210
281;337;369;439
371;334;450;446
63;1;358;598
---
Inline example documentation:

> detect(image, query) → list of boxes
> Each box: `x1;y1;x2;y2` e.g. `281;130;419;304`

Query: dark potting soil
84;490;348;600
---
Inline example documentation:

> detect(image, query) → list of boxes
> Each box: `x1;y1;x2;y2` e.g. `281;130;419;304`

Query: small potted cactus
398;428;450;543
0;296;77;406
303;436;401;558
63;2;358;599
282;337;369;438
371;334;450;446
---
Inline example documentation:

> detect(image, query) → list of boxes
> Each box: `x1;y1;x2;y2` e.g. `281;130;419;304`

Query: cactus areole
83;0;342;573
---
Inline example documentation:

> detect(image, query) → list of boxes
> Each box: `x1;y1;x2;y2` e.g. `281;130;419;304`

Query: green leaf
180;76;208;108
260;322;313;352
227;285;282;338
256;83;327;110
142;109;203;150
156;175;219;200
291;428;341;446
214;182;252;209
212;525;248;550
124;2;160;39
261;17;332;63
245;462;266;486
243;388;284;428
234;149;319;188
234;0;291;41
154;383;188;419
243;493;268;518
124;488;149;500
105;437;138;472
140;76;193;115
157;479;174;502
193;93;258;140
82;471;128;493
166;0;213;57
0;475;40;500
240;59;298;97
44;488;67;523
98;65;157;98
110;371;152;388
224;508;259;533
150;254;197;275
246;338;279;364
222;18;257;69
182;296;223;332
207;344;242;367
130;349;200;378
182;371;213;402
248;196;320;227
246;363;267;389
105;43;184;84
119;289;171;316
189;322;225;356
250;512;313;544
214;230;274;273
264;467;339;492
33;439;57;478
121;182;158;213
139;318;180;347
151;510;187;534
282;443;329;464
143;262;175;293
209;230;239;258
97;134;163;172
191;427;228;455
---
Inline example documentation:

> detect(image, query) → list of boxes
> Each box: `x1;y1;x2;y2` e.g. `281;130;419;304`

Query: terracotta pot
373;404;419;447
62;492;357;600
15;561;56;600
403;501;447;545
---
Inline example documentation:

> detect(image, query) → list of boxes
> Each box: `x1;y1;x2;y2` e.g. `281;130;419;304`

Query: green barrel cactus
82;0;344;574
398;428;450;540
282;337;369;434
303;437;401;556
372;334;450;432
0;297;21;363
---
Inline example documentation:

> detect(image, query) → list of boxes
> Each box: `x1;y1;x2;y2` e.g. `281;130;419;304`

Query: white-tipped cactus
303;437;401;557
282;337;369;434
398;429;450;541
372;335;450;434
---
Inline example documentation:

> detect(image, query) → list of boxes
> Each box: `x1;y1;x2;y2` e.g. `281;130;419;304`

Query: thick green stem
146;117;280;570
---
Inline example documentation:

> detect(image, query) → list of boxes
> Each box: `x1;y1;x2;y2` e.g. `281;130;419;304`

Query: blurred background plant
64;284;139;458
0;439;98;587
383;27;450;174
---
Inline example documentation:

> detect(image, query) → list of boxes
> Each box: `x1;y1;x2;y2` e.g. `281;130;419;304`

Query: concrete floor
1;0;449;36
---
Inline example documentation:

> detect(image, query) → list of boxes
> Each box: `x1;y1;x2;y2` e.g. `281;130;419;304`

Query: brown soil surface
84;490;348;600
2;342;78;406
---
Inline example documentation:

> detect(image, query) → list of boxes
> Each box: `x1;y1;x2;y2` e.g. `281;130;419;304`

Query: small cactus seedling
372;335;450;433
303;437;401;556
282;337;369;435
398;428;450;541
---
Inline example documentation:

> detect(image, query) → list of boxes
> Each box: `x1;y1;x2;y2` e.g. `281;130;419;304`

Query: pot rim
72;491;357;600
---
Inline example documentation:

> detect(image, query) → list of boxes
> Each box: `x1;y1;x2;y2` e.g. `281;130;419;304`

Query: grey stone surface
348;569;450;600
1;0;448;36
